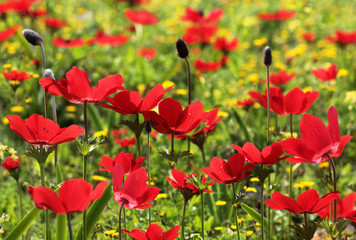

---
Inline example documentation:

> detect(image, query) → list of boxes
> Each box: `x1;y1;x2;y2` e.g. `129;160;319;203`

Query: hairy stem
147;132;151;225
119;200;126;240
67;214;73;240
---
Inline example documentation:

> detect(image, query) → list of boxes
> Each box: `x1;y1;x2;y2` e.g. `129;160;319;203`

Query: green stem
304;213;308;226
119;200;126;240
201;192;204;239
16;180;24;219
260;165;265;240
288;114;293;240
232;183;241;240
200;146;206;164
83;101;88;240
39;43;48;118
181;200;188;240
135;113;141;156
326;153;337;222
84;101;89;142
123;208;127;240
184;57;191;105
40;164;50;240
67;214;73;240
147;132;151;225
266;66;271;145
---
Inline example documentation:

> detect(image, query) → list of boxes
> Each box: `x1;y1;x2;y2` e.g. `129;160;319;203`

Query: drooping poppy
181;7;224;24
258;9;296;21
101;84;172;115
99;152;145;174
124;9;158;25
87;30;130;47
317;193;356;222
142;98;204;135
261;71;296;85
52;37;86;48
265;189;339;215
123;224;180;240
40;66;124;104
201;153;255;185
310;64;339;82
0;25;20;42
232;142;288;165
279;106;353;164
1;156;20;171
6;113;84;146
113;165;160;209
28;178;109;214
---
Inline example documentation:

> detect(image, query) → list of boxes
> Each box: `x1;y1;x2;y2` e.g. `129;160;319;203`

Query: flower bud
44;69;55;80
145;120;152;133
22;29;43;46
176;39;189;59
263;46;272;67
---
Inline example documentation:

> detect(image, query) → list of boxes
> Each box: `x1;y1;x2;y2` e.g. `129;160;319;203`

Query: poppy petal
28;186;66;214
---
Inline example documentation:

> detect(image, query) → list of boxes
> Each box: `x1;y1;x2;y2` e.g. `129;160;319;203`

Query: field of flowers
1;0;356;239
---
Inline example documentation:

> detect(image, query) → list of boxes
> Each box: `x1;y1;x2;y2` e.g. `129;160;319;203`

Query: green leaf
87;104;105;131
5;207;41;240
232;109;250;142
75;183;113;240
241;203;268;228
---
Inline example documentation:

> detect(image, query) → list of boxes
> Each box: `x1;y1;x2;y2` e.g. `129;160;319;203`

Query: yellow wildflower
65;106;77;112
320;84;336;92
156;193;168;199
319;162;329;168
250;177;259;182
2;117;9;125
238;218;244;224
93;129;108;138
231;225;237;230
176;89;187;95
10;106;24;113
338;69;349;77
246;230;253;237
214;227;223;231
162;80;174;89
104;230;119;236
244;187;257;193
92;175;107;182
25;97;32;103
217;111;229;117
3;64;11;69
253;37;268;46
160;211;166;216
294;183;303;189
300;181;315;188
247;73;259;85
215;200;227;206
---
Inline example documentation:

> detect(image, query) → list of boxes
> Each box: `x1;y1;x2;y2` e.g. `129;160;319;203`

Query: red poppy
44;17;67;29
237;98;254;107
310;64;339;82
99;152;145;174
124;9;158;25
7;114;84;146
182;24;218;44
181;7;224;24
116;0;150;3
101;84;173;115
136;47;156;60
249;87;319;116
302;31;316;42
279;106;353;164
201;153;255;185
258;9;296;21
115;137;136;147
123;224;180;240
213;37;238;52
326;30;356;45
167;169;212;202
2;70;31;81
28;178;109;214
113;165;160;209
0;25;20;42
261;71;296;85
317;193;356;222
266;189;339;215
87;30;130;47
232;142;288;165
1;156;20;171
194;58;222;72
52;37;86;48
40;66;124;104
4;0;42;16
142;98;204;135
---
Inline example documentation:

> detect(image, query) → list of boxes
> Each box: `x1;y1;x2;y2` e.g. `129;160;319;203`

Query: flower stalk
119;200;126;240
326;153;337;222
67;214;73;240
232;183;241;240
181;199;188;240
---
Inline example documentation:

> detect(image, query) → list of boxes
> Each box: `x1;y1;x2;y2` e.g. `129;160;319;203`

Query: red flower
265;189;339;215
115;137;136;147
213;37;238;52
258;9;296;21
101;84;173;115
181;7;224;24
116;0;150;3
194;58;222;72
136;47;156;60
28;178;109;214
0;25;20;42
99;152;145;174
1;156;20;171
6;113;84;146
87;30;130;47
167;169;212;201
310;64;339;82
249;87;319;116
182;24;218;44
302;31;316;42
44;17;67;29
124;9;158;25
326;30;356;45
317;193;356;222
279;106;353;164
261;71;296;85
123;224;180;240
113;165;160;209
2;70;31;81
40;66;124;104
52;37;86;48
201;153;255;185
237;98;254;107
142;98;204;135
232;142;288;165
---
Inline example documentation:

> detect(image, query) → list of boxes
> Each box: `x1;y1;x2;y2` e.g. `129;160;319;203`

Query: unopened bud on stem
263;46;272;67
43;69;55;80
176;39;189;59
22;29;43;46
145;120;152;133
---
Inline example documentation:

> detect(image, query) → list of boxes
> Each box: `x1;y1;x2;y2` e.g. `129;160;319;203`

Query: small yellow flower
25;97;32;104
214;227;223;231
56;53;63;60
319;162;329;168
256;223;261;227
137;83;145;95
10;106;24;113
250;177;259;182
300;181;315;188
66;113;76;119
65;106;77;112
104;230;119;236
156;193;168;199
2;117;9;125
162;80;175;89
77;7;86;14
246;230;253;237
32;73;40;78
215;200;227;206
92;175;107;182
238;218;244;224
247;73;259;85
93;129;108;138
176;89;187;95
320;84;336;92
253;37;268;46
345;91;356;104
217;111;229;117
241;42;251;49
230;225;237;230
302;86;313;93
159;211;166;216
244;187;257;193
294;183;303;189
3;64;11;69
338;69;349;77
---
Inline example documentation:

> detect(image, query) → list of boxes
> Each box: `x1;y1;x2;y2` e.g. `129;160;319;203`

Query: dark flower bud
22;29;43;46
176;38;189;58
145;120;152;133
263;46;272;66
197;9;204;16
43;69;55;80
